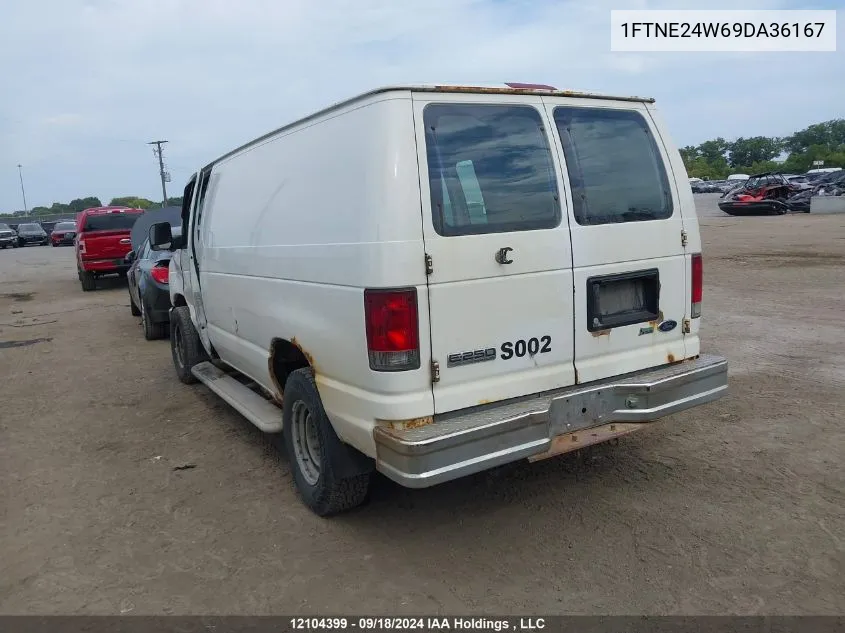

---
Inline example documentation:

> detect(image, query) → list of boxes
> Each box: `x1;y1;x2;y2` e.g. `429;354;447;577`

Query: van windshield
423;103;560;236
553;107;673;226
81;212;142;232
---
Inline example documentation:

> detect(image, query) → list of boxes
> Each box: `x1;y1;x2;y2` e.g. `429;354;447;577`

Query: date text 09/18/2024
289;617;548;631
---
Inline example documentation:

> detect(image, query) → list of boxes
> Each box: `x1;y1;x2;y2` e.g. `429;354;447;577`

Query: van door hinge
425;253;433;275
682;318;691;334
430;360;440;383
681;230;689;248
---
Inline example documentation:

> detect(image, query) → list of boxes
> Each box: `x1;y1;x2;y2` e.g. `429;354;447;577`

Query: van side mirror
149;222;172;251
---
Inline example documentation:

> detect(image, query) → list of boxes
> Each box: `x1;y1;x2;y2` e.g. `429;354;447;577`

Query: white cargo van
149;84;728;516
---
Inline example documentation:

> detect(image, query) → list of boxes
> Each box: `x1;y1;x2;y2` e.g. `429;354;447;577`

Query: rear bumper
80;258;129;273
374;354;728;489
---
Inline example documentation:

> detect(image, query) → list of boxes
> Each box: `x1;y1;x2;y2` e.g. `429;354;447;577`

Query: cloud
0;0;842;209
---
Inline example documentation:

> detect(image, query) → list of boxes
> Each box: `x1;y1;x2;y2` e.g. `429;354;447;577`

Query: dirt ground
1;196;843;615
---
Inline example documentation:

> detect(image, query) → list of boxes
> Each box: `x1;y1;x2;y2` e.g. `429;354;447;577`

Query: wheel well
269;338;312;398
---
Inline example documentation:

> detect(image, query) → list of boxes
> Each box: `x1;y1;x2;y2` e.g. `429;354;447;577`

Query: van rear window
423;104;560;236
553;107;673;226
81;212;142;232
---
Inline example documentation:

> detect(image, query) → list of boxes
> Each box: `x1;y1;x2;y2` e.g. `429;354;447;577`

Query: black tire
129;292;141;316
1;244;6;249
79;270;96;291
170;305;208;384
283;368;372;516
51;242;56;247
141;301;168;340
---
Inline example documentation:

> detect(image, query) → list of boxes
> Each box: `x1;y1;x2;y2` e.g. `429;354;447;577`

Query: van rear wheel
283;368;371;516
170;306;208;384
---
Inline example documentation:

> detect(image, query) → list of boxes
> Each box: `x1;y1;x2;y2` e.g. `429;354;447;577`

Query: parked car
126;228;181;340
149;83;728;516
50;221;78;246
75;207;144;291
0;223;17;249
16;222;49;246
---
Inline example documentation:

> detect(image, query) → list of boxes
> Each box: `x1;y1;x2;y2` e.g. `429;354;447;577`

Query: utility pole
148;140;169;207
17;164;28;217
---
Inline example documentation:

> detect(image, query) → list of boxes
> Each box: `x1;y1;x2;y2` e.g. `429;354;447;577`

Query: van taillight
691;253;703;318
78;240;86;254
364;288;420;372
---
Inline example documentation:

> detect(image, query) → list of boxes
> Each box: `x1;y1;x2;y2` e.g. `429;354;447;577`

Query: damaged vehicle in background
718;172;801;215
785;170;845;213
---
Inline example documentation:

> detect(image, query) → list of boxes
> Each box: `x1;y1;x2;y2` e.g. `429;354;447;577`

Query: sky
0;0;842;211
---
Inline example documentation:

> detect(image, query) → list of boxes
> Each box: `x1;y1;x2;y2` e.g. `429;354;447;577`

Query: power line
147;140;170;207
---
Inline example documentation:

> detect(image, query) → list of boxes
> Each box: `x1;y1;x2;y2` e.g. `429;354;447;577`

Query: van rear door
541;98;691;384
411;93;576;414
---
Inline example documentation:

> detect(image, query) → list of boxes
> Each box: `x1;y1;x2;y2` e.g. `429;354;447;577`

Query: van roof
209;84;655;169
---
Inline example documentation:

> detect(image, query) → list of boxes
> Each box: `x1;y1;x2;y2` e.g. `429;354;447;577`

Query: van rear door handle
495;247;514;265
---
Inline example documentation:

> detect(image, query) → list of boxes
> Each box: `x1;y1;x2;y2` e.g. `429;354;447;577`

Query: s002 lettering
501;336;551;359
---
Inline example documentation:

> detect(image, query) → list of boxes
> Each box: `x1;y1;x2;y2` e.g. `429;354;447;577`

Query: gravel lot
1;194;843;615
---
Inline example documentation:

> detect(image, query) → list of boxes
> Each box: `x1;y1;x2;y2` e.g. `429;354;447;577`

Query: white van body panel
197;93;432;455
646;103;702;360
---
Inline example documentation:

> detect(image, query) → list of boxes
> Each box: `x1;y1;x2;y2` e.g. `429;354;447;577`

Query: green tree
679;145;700;164
783;119;845;154
68;197;102;213
697;138;729;163
109;196;156;209
728;137;782;168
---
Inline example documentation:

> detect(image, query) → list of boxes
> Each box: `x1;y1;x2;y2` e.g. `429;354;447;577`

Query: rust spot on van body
427;85;655;103
378;416;435;433
290;336;316;372
667;353;676;363
529;422;647;462
591;329;611;338
267;341;285;405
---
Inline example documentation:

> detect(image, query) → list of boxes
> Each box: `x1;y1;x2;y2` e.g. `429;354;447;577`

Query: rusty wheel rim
291;400;321;486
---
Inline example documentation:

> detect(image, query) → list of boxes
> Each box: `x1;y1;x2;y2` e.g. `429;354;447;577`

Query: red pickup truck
76;206;145;291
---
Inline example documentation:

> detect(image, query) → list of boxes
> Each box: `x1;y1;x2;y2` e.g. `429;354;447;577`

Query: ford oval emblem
658;320;678;333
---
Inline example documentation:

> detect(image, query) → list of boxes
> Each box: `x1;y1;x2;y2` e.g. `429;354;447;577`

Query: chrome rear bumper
374;354;728;488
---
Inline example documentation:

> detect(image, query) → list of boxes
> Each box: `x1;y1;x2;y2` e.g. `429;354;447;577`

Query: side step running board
191;362;283;433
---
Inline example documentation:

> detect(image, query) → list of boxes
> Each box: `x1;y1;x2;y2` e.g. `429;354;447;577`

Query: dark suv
16;222;49;246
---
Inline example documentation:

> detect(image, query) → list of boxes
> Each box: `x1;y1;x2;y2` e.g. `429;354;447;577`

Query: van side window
553;107;673;226
424;104;560;236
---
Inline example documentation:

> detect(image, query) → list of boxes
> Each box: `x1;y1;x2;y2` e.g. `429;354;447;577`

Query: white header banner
610;10;837;52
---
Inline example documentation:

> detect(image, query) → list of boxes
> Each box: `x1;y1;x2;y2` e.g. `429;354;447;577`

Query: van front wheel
283;368;371;516
170;306;208;384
